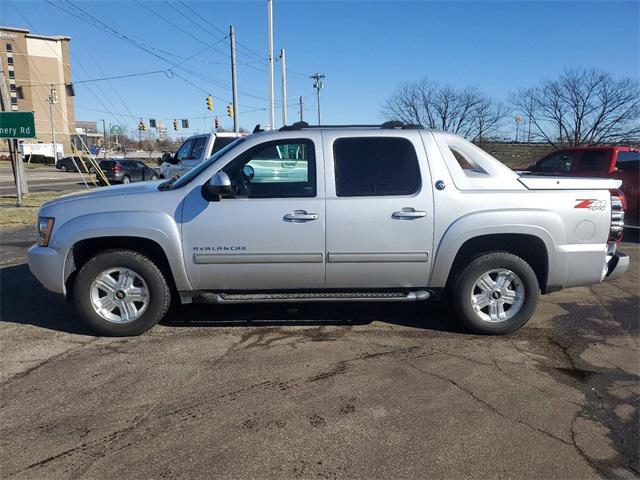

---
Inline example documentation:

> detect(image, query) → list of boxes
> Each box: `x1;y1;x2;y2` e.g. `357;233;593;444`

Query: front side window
188;137;207;159
536;151;574;172
333;137;420;196
175;139;194;162
222;139;316;198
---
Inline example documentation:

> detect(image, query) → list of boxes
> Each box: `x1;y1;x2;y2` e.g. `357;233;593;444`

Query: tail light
609;190;625;244
114;163;121;173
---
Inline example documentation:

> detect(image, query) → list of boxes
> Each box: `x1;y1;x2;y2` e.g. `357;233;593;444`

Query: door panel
180;136;325;290
323;131;434;288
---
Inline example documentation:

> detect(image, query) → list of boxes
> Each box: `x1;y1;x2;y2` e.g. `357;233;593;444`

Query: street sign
0;112;36;139
110;125;122;135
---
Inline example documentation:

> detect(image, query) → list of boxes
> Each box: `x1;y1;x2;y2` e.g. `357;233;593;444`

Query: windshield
162;137;247;190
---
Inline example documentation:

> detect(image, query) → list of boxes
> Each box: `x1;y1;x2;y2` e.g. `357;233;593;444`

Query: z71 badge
575;199;606;210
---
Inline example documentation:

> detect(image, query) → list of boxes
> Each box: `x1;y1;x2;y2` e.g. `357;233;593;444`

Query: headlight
36;217;55;247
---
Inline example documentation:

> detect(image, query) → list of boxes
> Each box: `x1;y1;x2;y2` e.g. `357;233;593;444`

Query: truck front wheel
451;252;540;335
73;249;171;336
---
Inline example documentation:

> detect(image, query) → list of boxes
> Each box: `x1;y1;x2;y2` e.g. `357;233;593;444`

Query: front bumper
28;244;67;294
605;251;629;281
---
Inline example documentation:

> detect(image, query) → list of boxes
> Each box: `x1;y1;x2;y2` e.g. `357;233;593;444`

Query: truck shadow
0;262;466;335
162;299;467;334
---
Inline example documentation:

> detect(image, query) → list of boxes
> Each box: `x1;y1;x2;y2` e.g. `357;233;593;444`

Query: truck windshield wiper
158;178;177;191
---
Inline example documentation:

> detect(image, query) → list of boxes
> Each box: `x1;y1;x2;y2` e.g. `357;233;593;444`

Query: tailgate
518;174;622;190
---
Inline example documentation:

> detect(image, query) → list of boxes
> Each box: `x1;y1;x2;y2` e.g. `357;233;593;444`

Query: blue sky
3;0;639;138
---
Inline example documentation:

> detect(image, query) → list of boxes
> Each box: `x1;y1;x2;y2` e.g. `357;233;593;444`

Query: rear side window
212;136;237;154
188;137;207;159
99;160;116;169
333;137;420;196
578;150;607;172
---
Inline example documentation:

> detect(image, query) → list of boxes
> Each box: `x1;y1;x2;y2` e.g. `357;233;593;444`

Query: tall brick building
0;26;76;150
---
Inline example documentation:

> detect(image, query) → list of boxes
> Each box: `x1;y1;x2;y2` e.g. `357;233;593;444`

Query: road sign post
0;112;35;205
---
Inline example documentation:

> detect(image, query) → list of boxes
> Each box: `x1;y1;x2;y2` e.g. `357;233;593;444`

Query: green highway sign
0;112;36;139
110;125;122;135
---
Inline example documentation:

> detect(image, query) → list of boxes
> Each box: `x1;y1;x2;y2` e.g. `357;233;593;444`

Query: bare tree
382;78;506;141
511;69;640;147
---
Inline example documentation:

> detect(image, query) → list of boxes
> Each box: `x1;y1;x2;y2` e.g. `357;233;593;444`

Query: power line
22;69;172;87
175;0;267;65
48;0;276;104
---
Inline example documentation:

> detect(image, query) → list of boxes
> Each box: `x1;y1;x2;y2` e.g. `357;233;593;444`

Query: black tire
73;249;171;336
121;175;131;184
150;174;158;181
60;164;68;172
451;251;540;335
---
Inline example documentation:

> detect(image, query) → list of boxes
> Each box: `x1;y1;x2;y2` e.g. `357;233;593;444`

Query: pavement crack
404;359;573;447
0;339;98;387
15;400;162;476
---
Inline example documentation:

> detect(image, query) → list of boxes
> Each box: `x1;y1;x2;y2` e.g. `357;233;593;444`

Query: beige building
0;26;76;151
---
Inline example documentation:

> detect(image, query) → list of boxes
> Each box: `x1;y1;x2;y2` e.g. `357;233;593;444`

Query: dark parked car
55;156;94;173
97;159;159;185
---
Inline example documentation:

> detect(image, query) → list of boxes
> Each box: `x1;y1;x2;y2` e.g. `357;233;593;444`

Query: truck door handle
283;210;318;222
392;208;427;219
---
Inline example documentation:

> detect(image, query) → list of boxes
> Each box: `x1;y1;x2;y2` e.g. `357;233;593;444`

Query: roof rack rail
279;121;424;131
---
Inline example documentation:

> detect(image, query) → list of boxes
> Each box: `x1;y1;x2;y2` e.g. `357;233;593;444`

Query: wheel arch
444;233;550;293
55;211;192;298
65;236;179;300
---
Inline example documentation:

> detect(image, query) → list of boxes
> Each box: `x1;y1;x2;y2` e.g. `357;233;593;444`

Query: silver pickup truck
28;122;629;336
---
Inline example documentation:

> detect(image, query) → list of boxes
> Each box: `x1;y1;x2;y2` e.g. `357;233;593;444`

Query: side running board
195;290;431;304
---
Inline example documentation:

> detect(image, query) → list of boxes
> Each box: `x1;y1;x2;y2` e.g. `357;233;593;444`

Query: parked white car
159;132;242;179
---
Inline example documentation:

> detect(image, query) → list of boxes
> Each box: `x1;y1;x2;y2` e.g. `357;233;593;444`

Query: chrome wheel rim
90;267;149;323
470;268;524;323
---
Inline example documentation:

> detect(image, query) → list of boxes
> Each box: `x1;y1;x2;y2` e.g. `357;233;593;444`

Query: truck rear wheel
451;252;540;335
73;249;171;336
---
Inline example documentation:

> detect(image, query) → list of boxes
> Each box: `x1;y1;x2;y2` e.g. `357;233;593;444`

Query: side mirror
203;171;233;201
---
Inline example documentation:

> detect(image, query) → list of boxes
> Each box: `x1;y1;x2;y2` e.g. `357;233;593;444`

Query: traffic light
138;120;146;131
173;119;178;131
206;95;213;111
181;119;189;129
214;116;220;129
227;103;233;117
149;118;157;129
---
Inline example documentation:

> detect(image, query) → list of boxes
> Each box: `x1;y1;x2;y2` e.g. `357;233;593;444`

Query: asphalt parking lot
1;225;638;479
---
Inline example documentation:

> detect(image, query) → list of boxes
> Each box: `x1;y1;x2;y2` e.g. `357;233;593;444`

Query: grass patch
0;191;74;228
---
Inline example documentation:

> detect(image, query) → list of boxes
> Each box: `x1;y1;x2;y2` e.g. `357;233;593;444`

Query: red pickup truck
529;146;639;223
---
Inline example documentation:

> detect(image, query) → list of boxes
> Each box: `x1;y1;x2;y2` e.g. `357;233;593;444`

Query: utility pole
101;119;107;158
310;73;325;125
299;96;304;122
280;48;287;126
267;0;275;129
48;84;60;162
230;25;239;133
